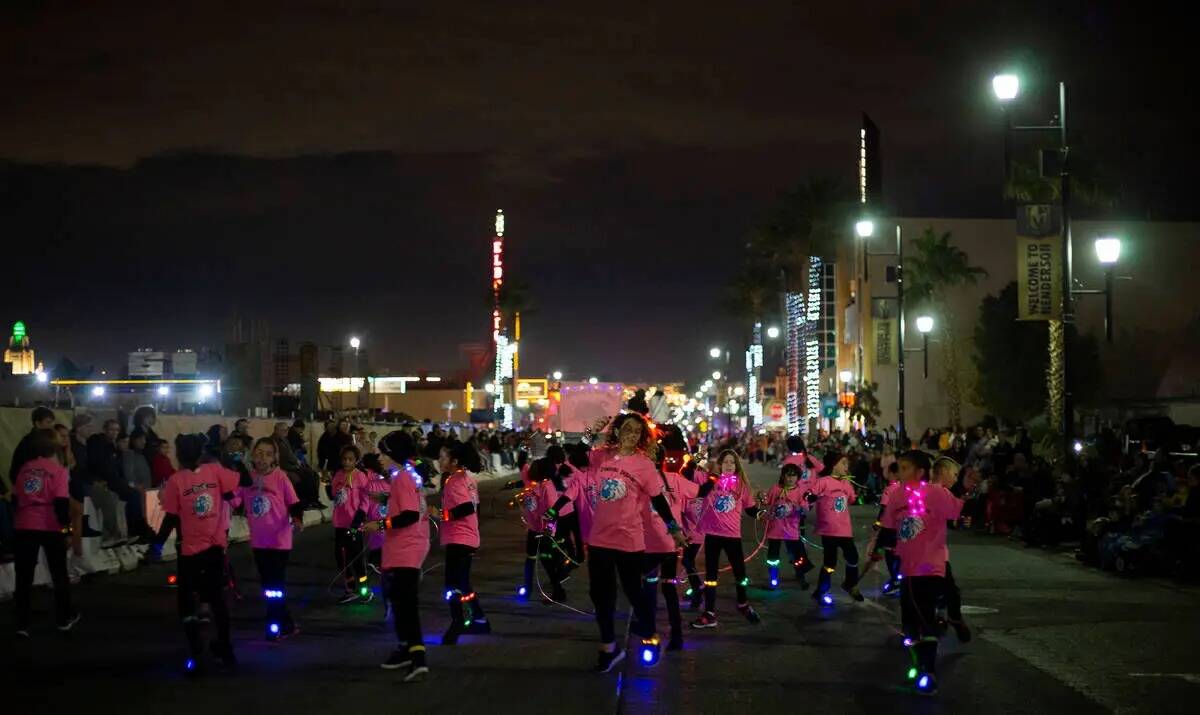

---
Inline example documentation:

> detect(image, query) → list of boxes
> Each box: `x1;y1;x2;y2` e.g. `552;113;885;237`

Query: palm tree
905;228;987;427
493;279;533;333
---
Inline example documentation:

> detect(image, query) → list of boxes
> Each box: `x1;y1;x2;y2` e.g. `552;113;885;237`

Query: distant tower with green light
4;321;37;375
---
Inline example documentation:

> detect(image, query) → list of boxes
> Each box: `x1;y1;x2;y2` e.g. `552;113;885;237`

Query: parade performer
362;430;431;682
805;452;864;604
236;437;304;641
760;462;813;591
932;456;970;642
328;444;371;604
862;460;903;595
691;449;762;629
437;441;490;644
151;434;240;674
360;453;392;618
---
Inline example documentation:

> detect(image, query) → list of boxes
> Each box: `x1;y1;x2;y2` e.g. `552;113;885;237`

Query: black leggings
682;541;702;585
13;529;72;628
587;546;654;643
703;534;748;612
766;538;810;572
556;511;583;565
525;529;564;589
178;546;231;652
444;543;486;622
252;548;293;629
643;552;682;636
820;536;860;580
901;575;945;640
387;567;424;648
334;528;365;589
943;561;962;621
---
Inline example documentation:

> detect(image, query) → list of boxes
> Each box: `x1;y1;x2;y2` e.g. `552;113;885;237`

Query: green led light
907;668;918;680
360;586;369;596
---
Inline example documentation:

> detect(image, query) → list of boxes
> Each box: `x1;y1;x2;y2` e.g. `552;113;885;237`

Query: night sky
1;1;1193;382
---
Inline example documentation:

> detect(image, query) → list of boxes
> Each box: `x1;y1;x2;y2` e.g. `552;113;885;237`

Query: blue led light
517;586;527;597
269;623;280;634
444;590;454;601
903;637;915;647
822;594;834;605
770;579;779;587
917;675;930;690
185;658;195;671
642;648;654;663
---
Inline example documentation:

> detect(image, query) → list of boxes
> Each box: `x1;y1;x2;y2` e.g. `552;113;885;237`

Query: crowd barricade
0;483;335;600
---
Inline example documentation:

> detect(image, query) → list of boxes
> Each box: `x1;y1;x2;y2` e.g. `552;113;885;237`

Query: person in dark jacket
316;420;338;473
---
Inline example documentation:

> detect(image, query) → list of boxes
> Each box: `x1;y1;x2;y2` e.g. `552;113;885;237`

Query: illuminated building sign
785;291;803;435
804;256;823;430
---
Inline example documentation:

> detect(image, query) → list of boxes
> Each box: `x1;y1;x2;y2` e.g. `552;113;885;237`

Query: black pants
387;567;424;649
943;561;962;621
901;575;945;672
525;529;564;591
334;528;365;589
444;543;485;625
817;536;860;591
643;552;682;636
766;538;810;574
178;546;231;653
253;548;293;629
681;541;702;594
13;529;72;628
556;511;583;565
587;546;654;643
703;534;748;612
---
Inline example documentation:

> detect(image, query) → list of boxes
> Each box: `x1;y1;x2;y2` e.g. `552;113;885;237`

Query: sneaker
595;647;625;673
949;619;972;643
738;603;761;624
57;613;82;632
847;586;865;602
338;591;359;605
403;664;430;682
467;618;491;635
690;611;718;629
381;648;412;670
359;590;376;605
913;672;939;696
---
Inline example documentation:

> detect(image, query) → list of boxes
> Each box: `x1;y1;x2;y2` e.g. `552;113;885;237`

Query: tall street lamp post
855;218;907;446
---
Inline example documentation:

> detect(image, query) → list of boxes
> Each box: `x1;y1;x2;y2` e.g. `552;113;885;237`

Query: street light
857;215;907;445
838;369;852;384
855;219;875;238
916;315;934;378
91;386;105;398
1091;236;1122;343
198;384;215;400
1094;237;1121;265
157;385;170;397
712;371;721;381
35;370;48;384
766;326;780;339
552;370;563;381
709;347;722;359
349;336;361;350
991;74;1019;101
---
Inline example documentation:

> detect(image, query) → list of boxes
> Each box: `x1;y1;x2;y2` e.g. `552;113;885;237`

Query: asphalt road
3;463;1197;714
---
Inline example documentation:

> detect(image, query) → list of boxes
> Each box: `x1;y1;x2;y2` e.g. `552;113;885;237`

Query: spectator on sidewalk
231;418;254;447
2;406;57;558
316;420;338;473
147;439;175;488
129;405;161;447
287;419;308;463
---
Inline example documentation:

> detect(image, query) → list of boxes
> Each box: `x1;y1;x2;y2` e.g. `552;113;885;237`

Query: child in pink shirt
680;462;708;609
691;449;762;629
804;452;864;603
865;461;903;594
236;437;303;640
152;434;241;672
362;430;431;682
360;454;391;611
882;450;977;694
11;430;76;635
328;445;370;604
760;462;813;591
436;442;489;644
525;458;568;602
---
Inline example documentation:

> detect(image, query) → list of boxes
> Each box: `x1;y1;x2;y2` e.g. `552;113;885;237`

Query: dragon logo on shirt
22;475;43;495
833;496;848;513
898;515;925;542
772;503;794;519
521;494;538;513
192;493;214;517
333;488;348;506
250;495;270;518
688;499;704;520
599;478;627;502
713;494;737;513
377;503;389;519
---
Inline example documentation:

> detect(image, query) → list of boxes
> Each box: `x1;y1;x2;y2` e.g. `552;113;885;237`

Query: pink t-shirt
534;478;562;532
562;464;597;541
643;470;698;553
698;474;755;539
782;453;823;483
586;452;663;552
381;464;430;570
890;482;963;578
238;469;299;551
439;469;480;548
879;481;902;529
518;480;542;531
682;469;708;541
330;469;368;529
764;483;806;540
159;464;240;556
13;457;69;532
810;476;856;538
363;472;391;551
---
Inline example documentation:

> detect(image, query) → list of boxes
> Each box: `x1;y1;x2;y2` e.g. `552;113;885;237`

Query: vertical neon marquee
491;210;512;427
804;256;823;432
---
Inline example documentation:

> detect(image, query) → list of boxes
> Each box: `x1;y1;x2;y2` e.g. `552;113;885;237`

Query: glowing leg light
821;594;834;606
639;636;661;667
907;667;918;680
269;623;280;635
517;585;528;597
185;658;195;671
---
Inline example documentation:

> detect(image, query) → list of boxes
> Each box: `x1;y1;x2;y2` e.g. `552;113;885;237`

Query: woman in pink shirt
804;451;864;604
691;450;762;629
544;413;686;672
151;434;241;673
759;462;813;592
436;441;489;644
361;430;431;682
12;429;77;636
237;438;303;641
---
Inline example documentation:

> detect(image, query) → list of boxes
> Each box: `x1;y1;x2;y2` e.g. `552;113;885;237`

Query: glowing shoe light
639;636;661;667
907;667;918;680
903;637;915;647
517;585;528;597
684;588;694;597
360;586;370;597
167;574;178;585
185;658;196;671
770;578;779;587
821;594;834;606
917;675;932;691
269;623;280;635
642;649;654;663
